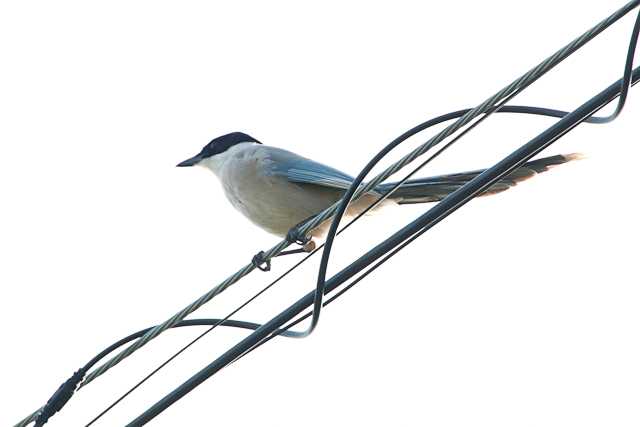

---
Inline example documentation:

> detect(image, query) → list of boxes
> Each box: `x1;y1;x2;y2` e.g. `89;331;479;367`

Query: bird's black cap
177;132;261;167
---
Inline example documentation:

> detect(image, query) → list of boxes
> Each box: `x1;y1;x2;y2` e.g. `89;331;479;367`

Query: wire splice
33;368;87;427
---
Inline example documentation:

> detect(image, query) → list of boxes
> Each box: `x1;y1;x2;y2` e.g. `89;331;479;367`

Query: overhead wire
18;2;640;426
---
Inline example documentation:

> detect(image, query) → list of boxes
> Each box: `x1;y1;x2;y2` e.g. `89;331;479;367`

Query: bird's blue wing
266;147;355;190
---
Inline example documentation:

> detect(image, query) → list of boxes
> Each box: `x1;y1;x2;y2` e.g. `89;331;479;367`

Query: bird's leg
278;219;316;257
252;221;315;271
285;224;310;246
278;240;316;256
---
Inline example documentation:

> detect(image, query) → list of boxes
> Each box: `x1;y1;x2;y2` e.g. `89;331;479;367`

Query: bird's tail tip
534;152;585;172
564;152;586;162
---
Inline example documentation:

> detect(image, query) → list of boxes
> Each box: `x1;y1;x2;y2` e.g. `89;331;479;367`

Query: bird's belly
218;151;396;239
222;170;341;237
226;182;396;240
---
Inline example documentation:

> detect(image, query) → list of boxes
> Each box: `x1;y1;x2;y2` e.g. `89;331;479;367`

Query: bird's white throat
198;142;259;177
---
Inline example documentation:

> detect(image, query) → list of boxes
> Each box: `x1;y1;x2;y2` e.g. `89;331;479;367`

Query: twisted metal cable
14;2;640;426
16;412;39;427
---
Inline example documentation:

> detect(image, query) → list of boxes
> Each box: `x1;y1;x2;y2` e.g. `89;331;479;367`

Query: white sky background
1;1;639;426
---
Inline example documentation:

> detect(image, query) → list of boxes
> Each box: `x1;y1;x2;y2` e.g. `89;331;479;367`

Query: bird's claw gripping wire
279;226;315;256
251;251;271;272
285;226;310;247
252;226;312;272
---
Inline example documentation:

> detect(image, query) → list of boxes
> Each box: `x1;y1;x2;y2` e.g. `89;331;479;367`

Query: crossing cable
15;2;640;426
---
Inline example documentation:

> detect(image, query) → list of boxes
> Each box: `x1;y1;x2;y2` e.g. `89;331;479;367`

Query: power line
16;2;640;426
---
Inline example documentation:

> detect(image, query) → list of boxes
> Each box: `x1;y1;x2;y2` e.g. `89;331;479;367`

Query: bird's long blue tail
377;153;583;204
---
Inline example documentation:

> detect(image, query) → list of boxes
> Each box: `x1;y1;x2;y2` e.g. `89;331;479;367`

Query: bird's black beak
176;154;203;167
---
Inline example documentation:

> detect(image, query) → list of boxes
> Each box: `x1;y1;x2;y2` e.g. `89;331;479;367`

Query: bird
177;131;581;256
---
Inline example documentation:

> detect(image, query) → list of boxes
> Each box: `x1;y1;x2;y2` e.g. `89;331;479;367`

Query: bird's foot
281;226;316;257
251;251;271;272
253;231;316;272
303;239;316;252
277;240;316;257
286;226;312;247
